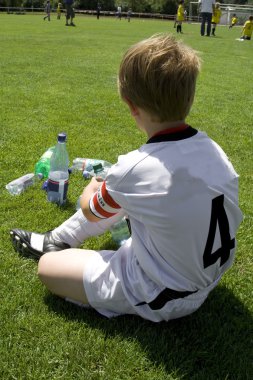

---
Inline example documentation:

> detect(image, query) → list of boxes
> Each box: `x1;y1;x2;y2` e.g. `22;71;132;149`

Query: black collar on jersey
147;125;198;144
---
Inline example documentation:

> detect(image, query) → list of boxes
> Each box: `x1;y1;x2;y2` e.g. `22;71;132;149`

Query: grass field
0;13;252;380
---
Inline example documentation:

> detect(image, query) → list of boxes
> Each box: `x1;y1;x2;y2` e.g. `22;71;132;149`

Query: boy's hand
85;176;103;193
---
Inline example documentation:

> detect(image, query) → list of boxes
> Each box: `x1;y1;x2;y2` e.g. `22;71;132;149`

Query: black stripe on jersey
135;287;198;310
147;126;198;144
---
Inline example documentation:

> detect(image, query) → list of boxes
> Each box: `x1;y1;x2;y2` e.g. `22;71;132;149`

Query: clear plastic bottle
47;133;69;205
70;158;112;173
34;146;55;179
6;173;40;195
110;217;131;246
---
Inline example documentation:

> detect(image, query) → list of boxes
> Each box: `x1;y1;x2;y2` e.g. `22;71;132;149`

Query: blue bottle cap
82;170;91;179
41;179;48;191
58;133;67;142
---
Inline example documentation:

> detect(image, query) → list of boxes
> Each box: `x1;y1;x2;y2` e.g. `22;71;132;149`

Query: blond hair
118;34;201;122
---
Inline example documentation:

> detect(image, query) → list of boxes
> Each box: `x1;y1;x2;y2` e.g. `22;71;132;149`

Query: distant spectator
127;8;132;22
97;3;101;20
117;5;122;20
198;0;215;36
65;0;75;26
43;0;51;21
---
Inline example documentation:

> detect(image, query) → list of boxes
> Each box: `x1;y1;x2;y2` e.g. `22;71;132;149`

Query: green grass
0;13;252;380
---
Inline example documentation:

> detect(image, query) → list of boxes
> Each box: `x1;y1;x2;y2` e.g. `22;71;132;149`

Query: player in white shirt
10;34;242;322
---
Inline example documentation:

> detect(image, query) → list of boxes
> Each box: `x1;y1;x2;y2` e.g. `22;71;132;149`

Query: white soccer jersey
89;126;242;313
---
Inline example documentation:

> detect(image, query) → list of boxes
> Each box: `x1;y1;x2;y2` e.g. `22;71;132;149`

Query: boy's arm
80;177;104;222
80;177;122;222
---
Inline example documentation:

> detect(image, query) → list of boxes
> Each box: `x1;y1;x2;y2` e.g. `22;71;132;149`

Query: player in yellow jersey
176;1;185;33
240;16;253;40
57;2;62;20
211;2;222;36
229;14;238;29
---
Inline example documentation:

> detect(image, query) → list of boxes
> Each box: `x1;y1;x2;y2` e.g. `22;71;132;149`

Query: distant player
229;14;238;29
211;2;222;36
10;34;242;323
240;16;253;40
57;2;62;20
176;0;185;33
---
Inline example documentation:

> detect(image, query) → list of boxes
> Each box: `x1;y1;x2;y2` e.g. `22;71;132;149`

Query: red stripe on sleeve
92;193;117;218
101;182;121;209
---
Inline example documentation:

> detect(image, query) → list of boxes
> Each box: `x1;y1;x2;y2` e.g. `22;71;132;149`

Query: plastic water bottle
71;158;93;172
34;146;55;179
47;133;69;205
70;158;112;173
6;173;39;195
110;217;131;246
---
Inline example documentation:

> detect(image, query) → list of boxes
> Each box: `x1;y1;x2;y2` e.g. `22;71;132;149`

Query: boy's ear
123;97;139;117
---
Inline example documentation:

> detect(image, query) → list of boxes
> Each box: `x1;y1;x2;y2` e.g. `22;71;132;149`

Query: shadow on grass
44;286;253;379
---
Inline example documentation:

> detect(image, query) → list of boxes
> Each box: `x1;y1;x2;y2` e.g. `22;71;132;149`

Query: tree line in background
74;0;180;13
0;0;250;14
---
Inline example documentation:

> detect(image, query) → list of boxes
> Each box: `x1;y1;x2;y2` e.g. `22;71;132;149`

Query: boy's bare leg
38;249;95;304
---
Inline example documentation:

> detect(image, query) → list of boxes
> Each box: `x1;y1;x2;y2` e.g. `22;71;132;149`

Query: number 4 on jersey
203;195;235;269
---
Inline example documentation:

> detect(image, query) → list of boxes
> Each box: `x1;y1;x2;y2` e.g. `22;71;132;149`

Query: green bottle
34;146;55;179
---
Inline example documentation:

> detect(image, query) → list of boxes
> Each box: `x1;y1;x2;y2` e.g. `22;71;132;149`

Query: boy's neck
128;102;187;138
151;123;189;138
137;111;187;138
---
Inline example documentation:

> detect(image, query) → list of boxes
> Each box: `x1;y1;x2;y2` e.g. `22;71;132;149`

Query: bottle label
47;179;69;203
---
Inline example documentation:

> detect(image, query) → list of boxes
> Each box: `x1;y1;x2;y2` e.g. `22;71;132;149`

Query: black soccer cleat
10;229;70;260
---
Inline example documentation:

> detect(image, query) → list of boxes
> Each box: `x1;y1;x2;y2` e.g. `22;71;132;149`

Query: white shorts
83;243;220;322
83;249;136;318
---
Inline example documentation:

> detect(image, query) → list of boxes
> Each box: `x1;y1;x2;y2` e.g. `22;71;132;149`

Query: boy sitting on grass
11;34;242;323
